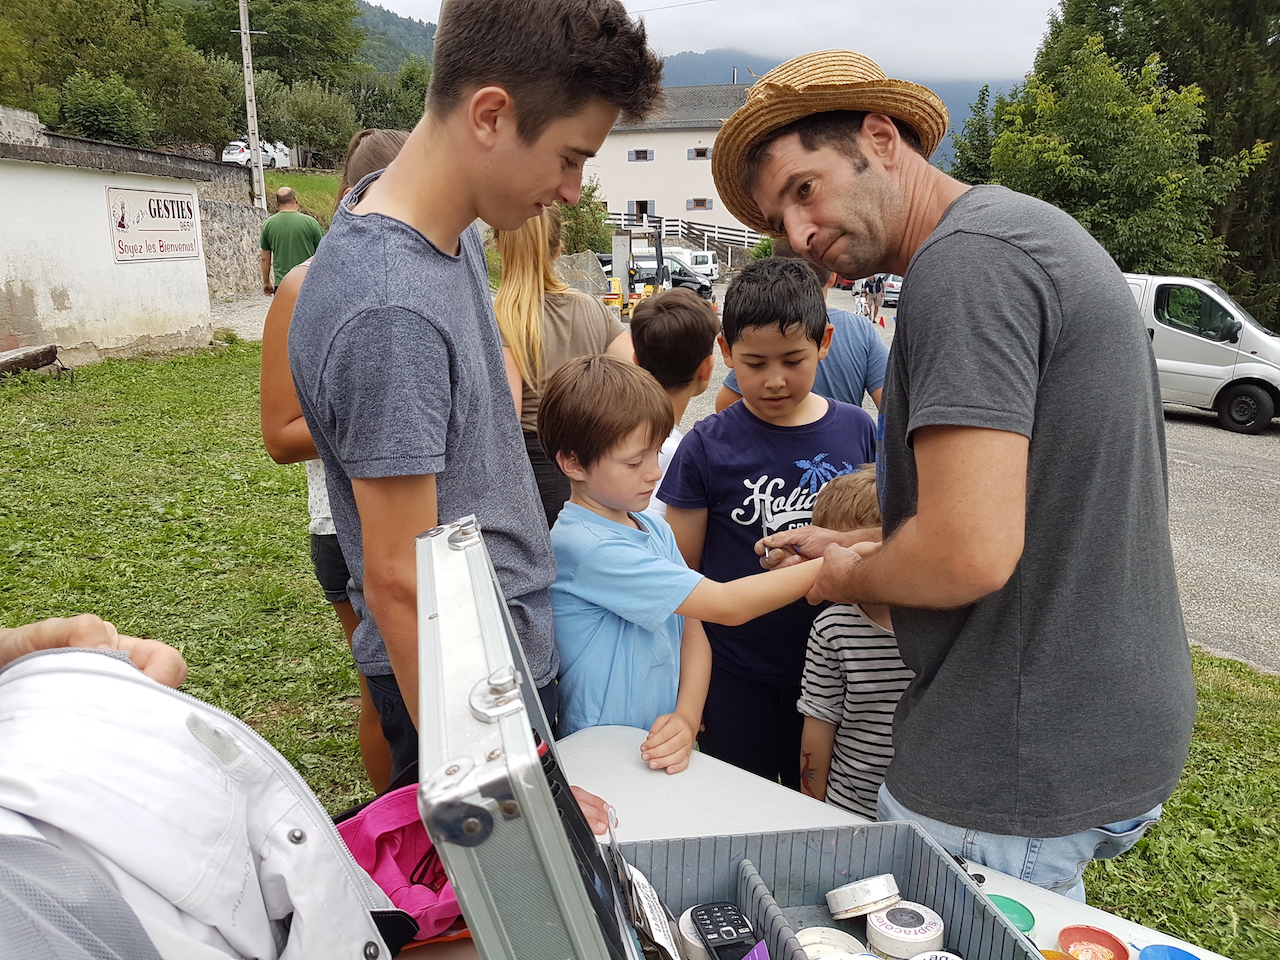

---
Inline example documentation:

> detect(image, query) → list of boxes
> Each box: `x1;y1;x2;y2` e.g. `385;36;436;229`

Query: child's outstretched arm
676;559;825;626
800;716;836;801
641;618;711;774
665;505;824;626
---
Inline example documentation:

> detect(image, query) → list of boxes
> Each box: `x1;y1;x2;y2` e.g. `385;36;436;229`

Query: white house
588;84;753;232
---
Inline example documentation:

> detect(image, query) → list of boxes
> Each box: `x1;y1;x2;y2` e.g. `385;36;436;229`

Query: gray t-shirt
289;174;557;685
880;185;1195;836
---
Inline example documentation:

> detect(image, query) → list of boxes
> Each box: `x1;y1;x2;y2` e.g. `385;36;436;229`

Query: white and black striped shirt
798;604;913;819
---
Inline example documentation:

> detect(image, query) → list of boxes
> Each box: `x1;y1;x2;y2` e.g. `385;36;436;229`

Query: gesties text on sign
107;187;203;263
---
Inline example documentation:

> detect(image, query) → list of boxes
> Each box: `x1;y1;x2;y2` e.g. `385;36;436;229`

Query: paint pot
906;952;965;960
1058;924;1132;960
795;925;866;957
826;873;901;919
987;895;1035;937
1137;947;1199;960
1041;952;1075;960
677;906;712;960
866;901;945;959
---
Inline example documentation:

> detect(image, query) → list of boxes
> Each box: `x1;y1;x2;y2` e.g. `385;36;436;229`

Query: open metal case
415;517;644;960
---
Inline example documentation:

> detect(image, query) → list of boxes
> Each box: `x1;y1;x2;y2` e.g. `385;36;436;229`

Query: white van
688;249;720;281
1126;273;1280;433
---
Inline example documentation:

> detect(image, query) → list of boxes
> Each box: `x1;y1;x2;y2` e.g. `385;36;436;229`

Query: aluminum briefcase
415;516;643;960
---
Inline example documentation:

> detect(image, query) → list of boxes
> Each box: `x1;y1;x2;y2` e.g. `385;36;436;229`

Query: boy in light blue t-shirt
538;356;824;774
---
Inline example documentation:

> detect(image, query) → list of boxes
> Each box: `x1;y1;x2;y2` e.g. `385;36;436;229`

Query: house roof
616;84;753;132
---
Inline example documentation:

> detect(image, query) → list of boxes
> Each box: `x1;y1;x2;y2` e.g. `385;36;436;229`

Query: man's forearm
820;517;1012;610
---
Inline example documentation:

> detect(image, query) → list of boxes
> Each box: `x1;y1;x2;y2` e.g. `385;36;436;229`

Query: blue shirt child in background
538;356;825;774
660;258;877;788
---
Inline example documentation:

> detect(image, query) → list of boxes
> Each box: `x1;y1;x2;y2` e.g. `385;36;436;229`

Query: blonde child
797;469;913;818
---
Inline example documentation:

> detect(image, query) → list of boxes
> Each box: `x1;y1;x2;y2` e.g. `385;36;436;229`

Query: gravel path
209;295;271;342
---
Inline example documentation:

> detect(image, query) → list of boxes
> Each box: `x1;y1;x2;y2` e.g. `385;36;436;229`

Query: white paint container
677;906;712;960
825;873;902;919
865;901;945;959
795;924;867;957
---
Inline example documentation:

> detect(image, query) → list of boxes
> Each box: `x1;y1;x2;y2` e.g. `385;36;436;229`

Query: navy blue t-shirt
657;399;876;684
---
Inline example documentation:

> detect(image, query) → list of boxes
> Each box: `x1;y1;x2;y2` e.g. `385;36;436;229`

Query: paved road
690;284;1280;673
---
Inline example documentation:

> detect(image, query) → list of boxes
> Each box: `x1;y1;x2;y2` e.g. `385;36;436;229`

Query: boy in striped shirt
798;469;913;819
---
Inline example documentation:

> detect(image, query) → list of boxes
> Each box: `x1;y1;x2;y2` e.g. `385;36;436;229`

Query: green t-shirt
260;210;324;285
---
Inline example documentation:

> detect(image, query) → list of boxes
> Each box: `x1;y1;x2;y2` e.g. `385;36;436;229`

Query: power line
632;0;723;13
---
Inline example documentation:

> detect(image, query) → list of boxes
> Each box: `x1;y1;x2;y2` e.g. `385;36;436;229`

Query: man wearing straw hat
726;50;1195;901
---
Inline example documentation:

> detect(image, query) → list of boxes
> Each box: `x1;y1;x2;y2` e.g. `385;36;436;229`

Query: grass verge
264;170;341;227
0;345;1276;957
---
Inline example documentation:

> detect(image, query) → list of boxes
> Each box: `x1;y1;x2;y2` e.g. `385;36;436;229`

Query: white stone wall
0;160;212;362
589;127;749;230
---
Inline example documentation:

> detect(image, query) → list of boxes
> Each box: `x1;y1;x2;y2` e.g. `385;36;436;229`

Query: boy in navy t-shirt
659;258;877;787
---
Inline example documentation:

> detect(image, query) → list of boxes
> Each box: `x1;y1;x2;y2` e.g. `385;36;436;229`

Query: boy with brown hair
797;469;912;819
288;0;664;781
628;288;720;517
538;356;824;774
658;257;877;788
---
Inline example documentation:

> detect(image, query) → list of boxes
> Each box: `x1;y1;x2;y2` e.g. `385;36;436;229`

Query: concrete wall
590;127;748;231
0;108;264;337
0;160;212;363
0;106;47;146
201;198;267;299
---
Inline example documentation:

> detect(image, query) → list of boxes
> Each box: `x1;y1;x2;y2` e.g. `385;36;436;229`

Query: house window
628;149;654;161
687;147;711;160
627;200;656;218
686;198;713;211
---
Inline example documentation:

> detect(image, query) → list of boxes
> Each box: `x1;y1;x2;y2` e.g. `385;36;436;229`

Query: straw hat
712;50;950;235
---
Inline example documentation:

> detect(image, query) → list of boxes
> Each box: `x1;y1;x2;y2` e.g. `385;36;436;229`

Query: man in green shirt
259;187;324;294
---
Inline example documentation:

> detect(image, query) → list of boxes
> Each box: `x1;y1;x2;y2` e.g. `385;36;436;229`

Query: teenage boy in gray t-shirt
288;0;663;782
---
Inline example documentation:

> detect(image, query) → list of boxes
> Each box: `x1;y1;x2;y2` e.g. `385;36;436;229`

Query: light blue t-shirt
550;502;704;737
723;307;889;406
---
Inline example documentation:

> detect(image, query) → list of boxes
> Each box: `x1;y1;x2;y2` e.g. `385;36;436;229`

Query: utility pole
232;0;267;210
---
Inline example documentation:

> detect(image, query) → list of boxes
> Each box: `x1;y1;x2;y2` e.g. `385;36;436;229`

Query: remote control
689;901;759;960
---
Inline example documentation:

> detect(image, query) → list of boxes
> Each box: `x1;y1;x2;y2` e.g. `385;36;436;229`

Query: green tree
949;85;994;185
559;176;614;254
283;79;358;165
186;0;364;86
1;0;234;148
973;37;1265;277
211;58;293;145
749;236;773;260
61;70;156;145
345;57;427;130
1035;0;1280;328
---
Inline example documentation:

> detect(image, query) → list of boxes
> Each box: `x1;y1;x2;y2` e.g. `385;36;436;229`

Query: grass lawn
1;344;1277;959
264;170;341;227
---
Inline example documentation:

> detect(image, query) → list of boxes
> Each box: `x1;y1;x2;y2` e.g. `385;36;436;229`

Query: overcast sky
375;0;1059;82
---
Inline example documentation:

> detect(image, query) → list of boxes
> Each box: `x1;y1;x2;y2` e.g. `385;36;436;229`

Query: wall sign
107;186;202;263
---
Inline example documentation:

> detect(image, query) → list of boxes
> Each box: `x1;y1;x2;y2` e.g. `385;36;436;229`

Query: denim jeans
877;784;1162;902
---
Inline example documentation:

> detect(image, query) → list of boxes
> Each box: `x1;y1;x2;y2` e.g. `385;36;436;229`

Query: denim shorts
877;784;1161;903
309;533;352;604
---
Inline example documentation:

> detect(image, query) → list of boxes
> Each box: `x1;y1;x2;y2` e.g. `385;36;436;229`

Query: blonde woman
495;206;632;525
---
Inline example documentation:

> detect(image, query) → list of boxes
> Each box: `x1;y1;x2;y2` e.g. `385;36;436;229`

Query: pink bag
336;783;465;942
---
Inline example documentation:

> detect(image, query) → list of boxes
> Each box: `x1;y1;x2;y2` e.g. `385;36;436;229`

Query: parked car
834;275;863;292
688;249;720;281
594;253;613;277
1126;273;1280;433
221;140;292;169
882;274;903;305
631;256;714;301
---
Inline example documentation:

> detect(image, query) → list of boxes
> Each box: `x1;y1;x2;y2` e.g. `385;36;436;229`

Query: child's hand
641;712;697;774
